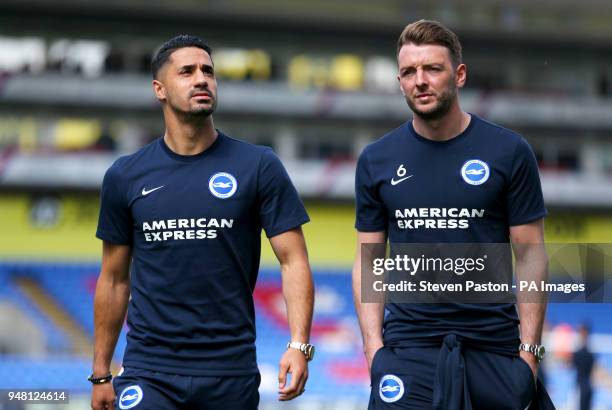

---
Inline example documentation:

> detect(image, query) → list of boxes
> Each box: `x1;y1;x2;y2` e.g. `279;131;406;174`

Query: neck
163;110;217;155
412;102;470;142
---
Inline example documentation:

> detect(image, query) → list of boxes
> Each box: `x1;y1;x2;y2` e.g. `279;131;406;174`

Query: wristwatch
87;373;113;384
519;343;545;363
287;341;316;361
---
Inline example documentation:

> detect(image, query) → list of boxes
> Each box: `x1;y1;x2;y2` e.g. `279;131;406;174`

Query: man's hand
91;383;115;410
278;348;309;401
519;350;539;382
365;341;384;372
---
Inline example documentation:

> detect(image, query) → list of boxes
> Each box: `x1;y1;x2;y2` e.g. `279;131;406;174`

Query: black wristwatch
519;343;546;363
87;373;113;384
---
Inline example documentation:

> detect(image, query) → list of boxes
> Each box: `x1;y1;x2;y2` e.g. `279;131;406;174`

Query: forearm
352;261;384;349
281;259;314;343
518;302;545;345
92;275;130;375
516;244;548;344
356;304;385;350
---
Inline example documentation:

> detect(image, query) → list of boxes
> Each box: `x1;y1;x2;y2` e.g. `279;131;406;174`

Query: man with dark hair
90;34;315;410
353;20;554;409
150;35;212;79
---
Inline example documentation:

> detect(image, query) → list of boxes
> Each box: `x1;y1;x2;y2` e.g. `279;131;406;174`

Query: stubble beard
406;79;456;121
189;97;217;117
168;94;218;119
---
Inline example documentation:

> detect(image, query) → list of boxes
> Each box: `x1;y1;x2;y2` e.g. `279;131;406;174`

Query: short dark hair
397;20;462;67
151;35;212;79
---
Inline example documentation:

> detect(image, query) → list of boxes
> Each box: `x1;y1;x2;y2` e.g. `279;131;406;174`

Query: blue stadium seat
0;262;610;408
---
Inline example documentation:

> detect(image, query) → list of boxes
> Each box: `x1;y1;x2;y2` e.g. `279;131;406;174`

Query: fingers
295;368;308;397
91;401;110;410
278;360;289;389
91;399;115;410
278;365;308;401
366;344;384;372
278;350;310;401
278;373;305;400
278;357;297;397
91;385;116;410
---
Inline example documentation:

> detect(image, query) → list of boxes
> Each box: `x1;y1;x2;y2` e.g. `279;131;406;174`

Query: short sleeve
258;149;309;238
355;148;387;232
506;137;548;226
96;162;133;244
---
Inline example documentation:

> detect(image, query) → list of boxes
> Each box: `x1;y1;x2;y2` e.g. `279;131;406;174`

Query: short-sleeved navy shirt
97;132;309;375
355;114;547;344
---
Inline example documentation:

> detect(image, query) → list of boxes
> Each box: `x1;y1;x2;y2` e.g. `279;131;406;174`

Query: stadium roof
2;0;612;45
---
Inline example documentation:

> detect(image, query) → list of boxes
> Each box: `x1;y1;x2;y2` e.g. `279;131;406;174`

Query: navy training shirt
355;114;547;344
96;132;309;376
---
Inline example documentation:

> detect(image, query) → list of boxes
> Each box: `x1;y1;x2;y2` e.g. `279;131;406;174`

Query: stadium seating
0;262;610;409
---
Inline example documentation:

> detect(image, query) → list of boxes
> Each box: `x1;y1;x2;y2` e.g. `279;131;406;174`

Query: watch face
306;345;315;360
536;345;545;360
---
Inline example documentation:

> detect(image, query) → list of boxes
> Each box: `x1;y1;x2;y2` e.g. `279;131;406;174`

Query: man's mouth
192;92;211;99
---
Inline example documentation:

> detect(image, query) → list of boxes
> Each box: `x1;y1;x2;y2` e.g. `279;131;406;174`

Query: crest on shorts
379;374;405;403
119;385;143;409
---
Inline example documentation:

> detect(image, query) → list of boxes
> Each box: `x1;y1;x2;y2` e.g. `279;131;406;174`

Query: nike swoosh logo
390;175;413;186
142;185;164;196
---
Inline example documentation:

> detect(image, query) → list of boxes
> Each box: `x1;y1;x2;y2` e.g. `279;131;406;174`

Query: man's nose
193;69;208;87
415;68;427;88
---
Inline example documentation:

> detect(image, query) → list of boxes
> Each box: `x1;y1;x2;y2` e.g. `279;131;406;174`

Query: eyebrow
400;62;444;71
178;63;214;72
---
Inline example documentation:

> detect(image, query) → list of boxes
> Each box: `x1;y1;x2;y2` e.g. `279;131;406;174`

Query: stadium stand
1;263;611;409
1;1;612;409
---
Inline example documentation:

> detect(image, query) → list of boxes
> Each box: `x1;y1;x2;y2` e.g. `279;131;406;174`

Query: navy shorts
112;367;260;410
368;346;535;410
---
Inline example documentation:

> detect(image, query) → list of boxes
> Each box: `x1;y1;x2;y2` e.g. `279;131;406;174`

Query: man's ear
455;63;467;88
152;79;166;102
